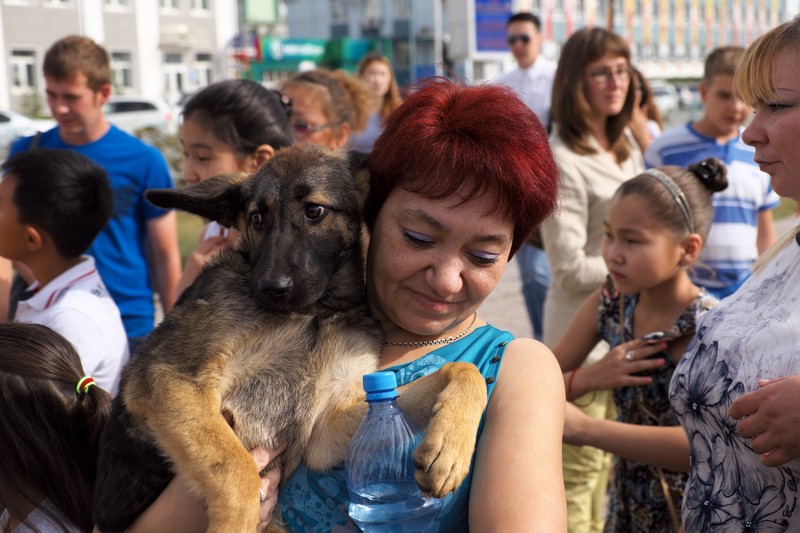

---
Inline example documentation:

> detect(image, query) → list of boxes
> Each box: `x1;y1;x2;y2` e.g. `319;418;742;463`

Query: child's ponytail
687;158;729;193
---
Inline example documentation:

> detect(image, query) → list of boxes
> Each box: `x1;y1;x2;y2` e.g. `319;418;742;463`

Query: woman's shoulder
491;338;565;408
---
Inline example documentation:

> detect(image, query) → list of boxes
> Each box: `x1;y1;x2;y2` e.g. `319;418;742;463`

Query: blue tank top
278;324;513;532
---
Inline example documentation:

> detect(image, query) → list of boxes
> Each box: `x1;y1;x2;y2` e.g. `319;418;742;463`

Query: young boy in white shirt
0;148;128;394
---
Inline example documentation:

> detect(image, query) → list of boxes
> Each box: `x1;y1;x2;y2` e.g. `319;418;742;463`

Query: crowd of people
1;11;799;533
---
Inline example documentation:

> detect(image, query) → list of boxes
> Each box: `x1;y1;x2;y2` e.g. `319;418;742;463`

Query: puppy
94;143;488;533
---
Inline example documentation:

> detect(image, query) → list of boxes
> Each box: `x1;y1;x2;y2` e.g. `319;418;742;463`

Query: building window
393;0;410;19
10;50;36;90
111;51;133;90
160;0;179;8
42;0;71;6
105;0;129;6
163;52;187;100
191;0;209;10
190;52;213;89
331;0;346;23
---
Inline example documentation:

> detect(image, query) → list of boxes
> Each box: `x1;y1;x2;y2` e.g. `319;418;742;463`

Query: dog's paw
411;417;475;498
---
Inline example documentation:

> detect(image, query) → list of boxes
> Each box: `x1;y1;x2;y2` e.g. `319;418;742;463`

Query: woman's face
742;50;800;202
361;61;392;98
181;116;250;185
282;84;348;150
366;186;514;341
583;53;631;119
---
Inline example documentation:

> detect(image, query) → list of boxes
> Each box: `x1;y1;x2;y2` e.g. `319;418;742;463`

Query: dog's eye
305;204;327;220
249;212;264;228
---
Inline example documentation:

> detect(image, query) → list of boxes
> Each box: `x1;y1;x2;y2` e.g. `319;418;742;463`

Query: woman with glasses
280;68;372;150
174;79;296;300
539;26;643;533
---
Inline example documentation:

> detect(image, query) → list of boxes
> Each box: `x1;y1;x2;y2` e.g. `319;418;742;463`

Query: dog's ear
146;172;251;228
347;151;370;212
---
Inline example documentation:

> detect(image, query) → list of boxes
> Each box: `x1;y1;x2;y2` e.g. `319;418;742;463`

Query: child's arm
564;402;690;471
553;287;668;400
0;257;10;321
551;287;605;372
146;212;181;314
174;233;229;300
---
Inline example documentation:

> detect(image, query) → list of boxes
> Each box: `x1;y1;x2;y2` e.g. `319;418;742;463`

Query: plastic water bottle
345;371;443;532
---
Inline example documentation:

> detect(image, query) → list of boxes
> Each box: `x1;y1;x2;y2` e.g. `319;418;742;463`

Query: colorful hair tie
76;376;96;395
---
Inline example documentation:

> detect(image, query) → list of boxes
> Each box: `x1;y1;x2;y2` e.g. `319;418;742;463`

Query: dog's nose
257;276;293;296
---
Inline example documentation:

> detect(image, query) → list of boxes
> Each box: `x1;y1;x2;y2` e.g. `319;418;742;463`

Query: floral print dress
597;277;718;532
670;237;800;531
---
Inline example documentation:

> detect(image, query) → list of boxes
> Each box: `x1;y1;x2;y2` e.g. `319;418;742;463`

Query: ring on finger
260;488;267;503
624;351;635;361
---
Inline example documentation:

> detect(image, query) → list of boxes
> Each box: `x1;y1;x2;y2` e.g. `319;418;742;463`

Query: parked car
103;95;176;140
0;109;55;157
677;83;702;109
650;81;680;117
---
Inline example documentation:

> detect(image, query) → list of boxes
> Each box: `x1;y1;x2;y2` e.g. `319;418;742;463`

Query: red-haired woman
120;80;567;532
540;27;644;533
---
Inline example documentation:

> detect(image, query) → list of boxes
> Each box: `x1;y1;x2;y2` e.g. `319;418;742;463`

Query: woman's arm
564;402;689;472
469;338;567;532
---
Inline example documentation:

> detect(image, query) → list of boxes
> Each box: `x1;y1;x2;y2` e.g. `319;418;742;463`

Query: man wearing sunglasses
491;11;555;343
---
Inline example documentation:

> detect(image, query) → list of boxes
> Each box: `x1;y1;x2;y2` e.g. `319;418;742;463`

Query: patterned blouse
597;276;717;532
670;236;800;531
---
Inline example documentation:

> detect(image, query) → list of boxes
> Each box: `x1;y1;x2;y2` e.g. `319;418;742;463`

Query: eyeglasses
586;66;632;85
292;120;334;137
507;34;531;45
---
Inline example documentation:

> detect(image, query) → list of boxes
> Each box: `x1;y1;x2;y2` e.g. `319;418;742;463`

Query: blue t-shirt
10;126;174;337
278;324;513;532
644;123;780;295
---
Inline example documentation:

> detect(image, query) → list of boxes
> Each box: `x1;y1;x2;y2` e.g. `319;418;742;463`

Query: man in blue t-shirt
7;35;181;352
645;46;779;299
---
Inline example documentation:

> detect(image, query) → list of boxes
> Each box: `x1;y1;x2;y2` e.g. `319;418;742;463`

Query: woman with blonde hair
280;68;373;150
351;52;403;151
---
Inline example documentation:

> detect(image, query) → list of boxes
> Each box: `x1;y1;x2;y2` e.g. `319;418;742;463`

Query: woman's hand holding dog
567;339;668;400
252;445;284;531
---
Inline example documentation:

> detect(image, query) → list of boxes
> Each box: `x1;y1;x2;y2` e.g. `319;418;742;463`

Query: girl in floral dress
558;158;727;531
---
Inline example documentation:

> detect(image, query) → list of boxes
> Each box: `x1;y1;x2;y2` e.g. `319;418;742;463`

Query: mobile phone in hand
641;330;681;343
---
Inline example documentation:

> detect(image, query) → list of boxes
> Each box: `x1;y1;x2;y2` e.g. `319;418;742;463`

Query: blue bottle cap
363;371;399;401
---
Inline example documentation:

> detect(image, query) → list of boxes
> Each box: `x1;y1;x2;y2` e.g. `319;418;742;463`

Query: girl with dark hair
175;79;295;298
0;322;112;533
350;52;403;152
280;68;373;150
540;27;644;532
559;158;727;531
127;79;567;531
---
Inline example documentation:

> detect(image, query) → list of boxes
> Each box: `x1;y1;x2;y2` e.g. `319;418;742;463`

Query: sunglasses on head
507;34;531;45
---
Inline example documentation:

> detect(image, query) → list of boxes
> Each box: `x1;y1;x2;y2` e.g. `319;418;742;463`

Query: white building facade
0;0;238;112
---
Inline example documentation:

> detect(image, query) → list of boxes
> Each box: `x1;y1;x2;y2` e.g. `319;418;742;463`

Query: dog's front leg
396;362;488;498
141;379;262;533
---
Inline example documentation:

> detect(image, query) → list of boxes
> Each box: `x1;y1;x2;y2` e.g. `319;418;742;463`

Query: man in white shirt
492;12;556;341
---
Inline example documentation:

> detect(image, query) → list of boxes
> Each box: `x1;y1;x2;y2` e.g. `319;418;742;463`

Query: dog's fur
93;143;488;533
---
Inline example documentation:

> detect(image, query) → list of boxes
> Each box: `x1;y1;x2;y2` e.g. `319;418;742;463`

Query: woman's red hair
366;79;558;257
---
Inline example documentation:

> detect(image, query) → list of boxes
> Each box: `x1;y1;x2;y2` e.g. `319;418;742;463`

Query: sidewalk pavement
479;215;799;341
